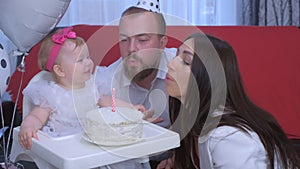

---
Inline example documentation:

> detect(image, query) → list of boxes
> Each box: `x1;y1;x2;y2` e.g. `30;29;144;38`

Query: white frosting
83;107;143;144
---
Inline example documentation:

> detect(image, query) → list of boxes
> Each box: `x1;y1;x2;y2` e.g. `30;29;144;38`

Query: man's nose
128;38;137;53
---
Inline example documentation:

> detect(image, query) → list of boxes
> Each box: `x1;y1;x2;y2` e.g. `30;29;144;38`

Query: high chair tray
11;121;180;169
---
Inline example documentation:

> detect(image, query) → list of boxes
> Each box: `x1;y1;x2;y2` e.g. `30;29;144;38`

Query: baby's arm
18;106;51;150
98;95;146;113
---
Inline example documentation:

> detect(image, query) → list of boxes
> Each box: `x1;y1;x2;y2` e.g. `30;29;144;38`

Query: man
97;4;176;128
96;2;176;168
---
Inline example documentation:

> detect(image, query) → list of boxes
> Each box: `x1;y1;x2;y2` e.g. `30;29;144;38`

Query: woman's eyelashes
182;57;192;65
183;59;191;65
176;48;193;66
181;53;193;65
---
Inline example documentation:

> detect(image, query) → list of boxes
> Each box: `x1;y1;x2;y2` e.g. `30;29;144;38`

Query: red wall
7;25;300;138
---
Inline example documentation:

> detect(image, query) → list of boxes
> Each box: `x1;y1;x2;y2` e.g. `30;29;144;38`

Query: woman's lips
165;74;174;82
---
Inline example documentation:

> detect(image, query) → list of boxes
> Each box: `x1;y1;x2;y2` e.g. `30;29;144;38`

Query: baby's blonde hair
38;28;85;81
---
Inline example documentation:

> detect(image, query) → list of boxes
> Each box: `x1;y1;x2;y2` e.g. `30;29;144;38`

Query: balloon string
0;95;8;165
5;55;25;166
6;72;23;159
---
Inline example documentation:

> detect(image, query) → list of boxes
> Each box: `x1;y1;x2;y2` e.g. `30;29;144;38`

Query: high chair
9;71;180;169
10;70;57;169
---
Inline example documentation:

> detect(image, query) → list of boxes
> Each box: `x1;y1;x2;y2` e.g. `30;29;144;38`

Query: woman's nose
167;57;176;70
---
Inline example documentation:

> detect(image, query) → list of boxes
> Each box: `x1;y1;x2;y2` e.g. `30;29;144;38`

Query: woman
159;33;299;168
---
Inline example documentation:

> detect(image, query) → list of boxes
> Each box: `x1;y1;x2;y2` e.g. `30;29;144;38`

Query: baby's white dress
23;74;150;168
23;75;100;137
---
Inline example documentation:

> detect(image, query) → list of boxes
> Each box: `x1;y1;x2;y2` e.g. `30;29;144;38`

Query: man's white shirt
95;48;176;128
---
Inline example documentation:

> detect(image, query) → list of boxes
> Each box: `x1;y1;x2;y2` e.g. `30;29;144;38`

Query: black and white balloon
0;43;10;97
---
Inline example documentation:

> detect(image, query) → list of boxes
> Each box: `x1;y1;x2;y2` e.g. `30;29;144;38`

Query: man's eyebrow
119;34;128;38
136;33;151;37
119;33;152;38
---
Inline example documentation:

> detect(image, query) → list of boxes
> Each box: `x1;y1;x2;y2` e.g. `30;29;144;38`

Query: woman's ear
53;64;65;77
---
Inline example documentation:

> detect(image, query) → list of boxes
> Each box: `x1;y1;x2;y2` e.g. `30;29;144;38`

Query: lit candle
112;88;115;112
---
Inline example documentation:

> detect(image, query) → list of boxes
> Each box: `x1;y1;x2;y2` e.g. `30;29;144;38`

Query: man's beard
132;68;156;82
123;54;159;82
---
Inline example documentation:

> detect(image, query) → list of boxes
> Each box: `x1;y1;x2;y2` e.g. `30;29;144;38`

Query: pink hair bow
52;27;76;44
45;27;77;72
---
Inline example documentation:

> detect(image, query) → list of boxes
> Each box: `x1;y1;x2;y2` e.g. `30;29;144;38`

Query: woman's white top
23;75;100;137
198;126;284;169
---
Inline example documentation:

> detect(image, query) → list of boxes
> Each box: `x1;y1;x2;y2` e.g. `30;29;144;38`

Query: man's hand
132;104;146;113
142;109;164;124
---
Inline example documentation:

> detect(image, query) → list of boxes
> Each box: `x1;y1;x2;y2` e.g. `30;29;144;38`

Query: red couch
7;25;300;139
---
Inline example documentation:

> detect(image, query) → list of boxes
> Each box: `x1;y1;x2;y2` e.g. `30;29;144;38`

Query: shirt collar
115;49;174;87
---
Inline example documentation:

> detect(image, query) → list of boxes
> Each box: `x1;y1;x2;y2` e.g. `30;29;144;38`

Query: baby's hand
18;124;39;150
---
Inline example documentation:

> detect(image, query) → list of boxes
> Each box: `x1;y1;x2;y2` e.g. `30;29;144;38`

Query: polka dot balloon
0;43;11;97
136;0;160;13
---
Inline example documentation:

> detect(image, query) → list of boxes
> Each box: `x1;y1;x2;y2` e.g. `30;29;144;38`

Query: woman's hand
156;157;174;169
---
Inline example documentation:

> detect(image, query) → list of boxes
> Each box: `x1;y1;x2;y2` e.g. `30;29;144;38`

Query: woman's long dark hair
169;33;300;169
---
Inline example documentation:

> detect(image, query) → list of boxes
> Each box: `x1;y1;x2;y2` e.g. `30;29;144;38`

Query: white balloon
0;0;71;53
0;43;11;97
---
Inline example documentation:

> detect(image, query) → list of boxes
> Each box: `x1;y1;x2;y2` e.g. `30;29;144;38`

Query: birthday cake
83;107;144;145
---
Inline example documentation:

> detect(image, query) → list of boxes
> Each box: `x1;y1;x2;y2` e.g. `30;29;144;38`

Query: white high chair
9;71;180;169
10;70;57;169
